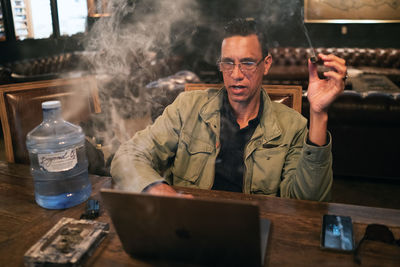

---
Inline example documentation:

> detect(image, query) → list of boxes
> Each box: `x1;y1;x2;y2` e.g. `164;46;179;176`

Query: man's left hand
307;54;347;114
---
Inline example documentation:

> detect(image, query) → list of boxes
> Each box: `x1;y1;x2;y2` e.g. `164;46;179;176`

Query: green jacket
111;88;332;201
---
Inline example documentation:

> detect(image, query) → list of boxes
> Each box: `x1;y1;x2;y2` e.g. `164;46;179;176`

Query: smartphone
321;214;354;252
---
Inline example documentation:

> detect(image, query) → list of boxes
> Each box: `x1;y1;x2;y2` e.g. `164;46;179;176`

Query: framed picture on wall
304;0;400;23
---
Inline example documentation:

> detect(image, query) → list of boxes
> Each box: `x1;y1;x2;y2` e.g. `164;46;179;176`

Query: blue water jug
26;100;91;209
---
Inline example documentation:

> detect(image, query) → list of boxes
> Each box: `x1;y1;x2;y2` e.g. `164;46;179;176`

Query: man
110;18;346;201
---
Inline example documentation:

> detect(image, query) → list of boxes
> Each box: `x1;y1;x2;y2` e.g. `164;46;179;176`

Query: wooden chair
184;83;302;113
0;76;101;163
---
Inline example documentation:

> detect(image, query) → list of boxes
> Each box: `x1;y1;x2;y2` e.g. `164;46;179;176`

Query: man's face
220;34;271;106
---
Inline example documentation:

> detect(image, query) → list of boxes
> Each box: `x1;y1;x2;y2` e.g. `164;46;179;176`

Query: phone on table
321;214;354;252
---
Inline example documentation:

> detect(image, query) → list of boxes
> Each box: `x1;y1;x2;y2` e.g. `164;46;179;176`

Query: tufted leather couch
302;91;400;180
3;47;399;87
267;47;400;180
266;47;400;89
0;52;95;84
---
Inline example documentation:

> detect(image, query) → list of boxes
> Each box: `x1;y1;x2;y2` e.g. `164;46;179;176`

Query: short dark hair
223;18;268;58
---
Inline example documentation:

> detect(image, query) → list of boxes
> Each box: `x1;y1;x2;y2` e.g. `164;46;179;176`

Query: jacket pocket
172;133;214;184
250;146;287;195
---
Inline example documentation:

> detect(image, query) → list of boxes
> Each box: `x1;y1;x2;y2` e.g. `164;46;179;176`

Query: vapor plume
83;0;202;157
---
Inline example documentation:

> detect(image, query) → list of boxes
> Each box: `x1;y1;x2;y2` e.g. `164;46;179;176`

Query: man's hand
306;54;346;146
307;54;347;114
146;183;193;198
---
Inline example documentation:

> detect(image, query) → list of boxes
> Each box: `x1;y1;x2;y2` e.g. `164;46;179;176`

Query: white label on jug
38;149;77;172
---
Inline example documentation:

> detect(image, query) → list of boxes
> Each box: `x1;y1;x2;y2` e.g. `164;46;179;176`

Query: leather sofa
265;47;400;89
302;91;400;179
3;47;399;88
262;47;400;180
0;52;94;84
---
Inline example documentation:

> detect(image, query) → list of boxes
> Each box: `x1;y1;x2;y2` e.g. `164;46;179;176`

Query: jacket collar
199;87;282;143
199;88;223;123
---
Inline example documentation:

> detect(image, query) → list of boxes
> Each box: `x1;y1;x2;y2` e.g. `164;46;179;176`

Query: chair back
0;76;101;163
184;83;302;113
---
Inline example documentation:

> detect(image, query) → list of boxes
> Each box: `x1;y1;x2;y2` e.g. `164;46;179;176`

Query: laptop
101;188;271;266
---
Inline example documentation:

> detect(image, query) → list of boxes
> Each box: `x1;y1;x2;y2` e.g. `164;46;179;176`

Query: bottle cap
42;100;61;109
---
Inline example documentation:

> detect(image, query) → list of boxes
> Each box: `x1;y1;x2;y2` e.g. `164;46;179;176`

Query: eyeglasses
218;59;263;74
354;224;400;264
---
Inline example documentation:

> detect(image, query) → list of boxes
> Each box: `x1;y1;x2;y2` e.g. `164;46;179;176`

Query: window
1;0;89;41
11;0;33;40
57;0;87;36
30;0;52;39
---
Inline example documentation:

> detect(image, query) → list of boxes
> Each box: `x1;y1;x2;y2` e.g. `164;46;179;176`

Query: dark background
0;0;399;64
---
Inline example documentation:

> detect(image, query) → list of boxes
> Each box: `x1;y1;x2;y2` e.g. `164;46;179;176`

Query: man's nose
231;64;244;79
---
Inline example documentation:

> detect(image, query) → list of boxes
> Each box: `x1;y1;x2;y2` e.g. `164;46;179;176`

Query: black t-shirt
212;91;263;192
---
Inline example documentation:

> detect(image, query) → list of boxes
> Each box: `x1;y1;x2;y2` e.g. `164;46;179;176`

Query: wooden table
0;161;399;266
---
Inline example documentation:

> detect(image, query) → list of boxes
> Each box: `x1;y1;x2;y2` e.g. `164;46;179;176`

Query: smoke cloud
260;0;304;47
83;0;203;157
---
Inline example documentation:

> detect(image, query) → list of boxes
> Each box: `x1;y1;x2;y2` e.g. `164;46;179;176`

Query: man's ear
263;55;273;75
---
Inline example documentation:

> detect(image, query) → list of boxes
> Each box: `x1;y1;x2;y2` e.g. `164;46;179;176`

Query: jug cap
42;100;61;109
